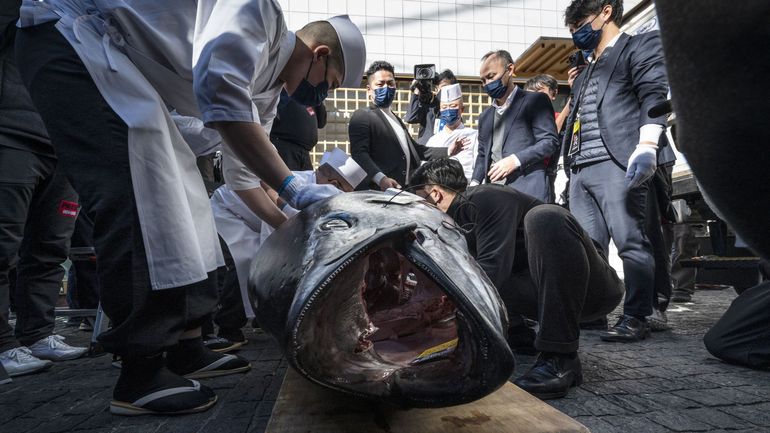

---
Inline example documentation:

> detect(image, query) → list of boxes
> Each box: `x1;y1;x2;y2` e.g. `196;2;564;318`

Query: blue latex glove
278;175;341;210
625;145;658;189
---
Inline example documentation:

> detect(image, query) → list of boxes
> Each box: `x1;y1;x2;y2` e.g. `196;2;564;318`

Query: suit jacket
472;90;559;184
349;105;437;187
563;31;670;169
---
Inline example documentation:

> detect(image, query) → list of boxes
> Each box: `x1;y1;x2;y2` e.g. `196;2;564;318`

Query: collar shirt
491;85;518;115
379;107;415;182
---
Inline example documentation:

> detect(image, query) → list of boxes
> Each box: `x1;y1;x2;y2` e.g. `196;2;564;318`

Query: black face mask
291;56;329;106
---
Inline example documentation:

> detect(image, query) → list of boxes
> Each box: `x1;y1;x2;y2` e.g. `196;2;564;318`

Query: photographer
404;68;458;145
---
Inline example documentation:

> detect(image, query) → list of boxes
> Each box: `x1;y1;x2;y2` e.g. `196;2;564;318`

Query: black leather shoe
599;315;651;342
513;352;582;400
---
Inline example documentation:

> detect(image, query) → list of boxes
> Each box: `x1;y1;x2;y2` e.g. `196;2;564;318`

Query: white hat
325;16;367;88
440;84;462;102
320;148;367;188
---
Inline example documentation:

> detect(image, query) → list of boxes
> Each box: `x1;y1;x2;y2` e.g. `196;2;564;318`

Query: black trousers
505;205;624;353
66;214;99;311
667;222;701;295
647;166;674;311
16;22;217;357
0;146;77;353
202;240;247;338
273;139;313;171
569;160;656;318
704;281;770;369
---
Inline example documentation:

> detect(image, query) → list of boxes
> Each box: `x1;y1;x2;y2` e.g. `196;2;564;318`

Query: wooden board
265;369;590;433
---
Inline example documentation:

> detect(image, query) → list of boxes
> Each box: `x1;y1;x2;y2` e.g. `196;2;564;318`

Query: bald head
297;21;345;80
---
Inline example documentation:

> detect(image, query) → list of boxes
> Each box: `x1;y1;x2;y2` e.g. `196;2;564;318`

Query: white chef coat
210;170;314;318
425;124;479;181
18;0;294;289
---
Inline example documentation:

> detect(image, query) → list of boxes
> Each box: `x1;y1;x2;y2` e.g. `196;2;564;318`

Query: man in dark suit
411;158;623;399
350;61;438;190
562;0;669;342
471;50;559;203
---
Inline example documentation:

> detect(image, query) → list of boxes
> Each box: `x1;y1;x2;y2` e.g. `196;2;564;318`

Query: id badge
568;117;582;156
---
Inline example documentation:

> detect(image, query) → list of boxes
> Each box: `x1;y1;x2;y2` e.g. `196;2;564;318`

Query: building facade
276;0;644;163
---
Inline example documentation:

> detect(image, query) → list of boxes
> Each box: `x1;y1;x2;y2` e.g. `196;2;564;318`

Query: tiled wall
278;0;642;78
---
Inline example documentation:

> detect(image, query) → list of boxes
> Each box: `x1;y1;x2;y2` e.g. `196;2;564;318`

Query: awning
514;37;577;82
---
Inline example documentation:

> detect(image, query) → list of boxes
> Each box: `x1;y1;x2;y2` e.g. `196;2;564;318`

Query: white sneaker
646;308;670;332
0;347;53;377
28;335;87;361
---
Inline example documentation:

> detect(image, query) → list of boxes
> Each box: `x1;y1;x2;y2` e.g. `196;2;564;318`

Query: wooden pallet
265;369;590;433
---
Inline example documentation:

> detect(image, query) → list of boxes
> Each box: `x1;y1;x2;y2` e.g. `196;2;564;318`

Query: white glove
278;175;341;210
625;145;658;189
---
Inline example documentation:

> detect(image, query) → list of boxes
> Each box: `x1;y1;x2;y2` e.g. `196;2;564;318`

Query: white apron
21;1;224;289
210;170;314;318
425;124;480;182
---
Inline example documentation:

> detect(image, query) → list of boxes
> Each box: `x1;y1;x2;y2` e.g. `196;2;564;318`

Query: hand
448;137;471;156
279;176;341;210
487;155;520;182
625;145;658;189
567;66;585;89
410;79;420;95
379;177;401;191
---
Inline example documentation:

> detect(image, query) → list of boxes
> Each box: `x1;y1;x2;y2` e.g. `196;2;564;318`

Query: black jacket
403;92;440;145
472;90;559;184
448;184;541;291
563;31;671;169
349;105;436;187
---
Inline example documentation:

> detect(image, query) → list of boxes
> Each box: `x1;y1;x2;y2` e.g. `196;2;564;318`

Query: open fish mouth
251;191;514;408
291;229;493;406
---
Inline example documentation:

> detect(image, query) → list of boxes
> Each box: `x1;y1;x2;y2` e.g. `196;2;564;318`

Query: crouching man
211;148;367;320
410;158;623;399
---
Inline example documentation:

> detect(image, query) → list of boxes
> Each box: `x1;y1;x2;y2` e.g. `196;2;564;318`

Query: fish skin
249;190;515;407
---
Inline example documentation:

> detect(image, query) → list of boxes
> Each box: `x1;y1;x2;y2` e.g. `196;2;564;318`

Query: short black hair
365;60;395;83
410;158;468;193
564;0;623;27
525;74;558;93
435;69;458;85
481;50;514;66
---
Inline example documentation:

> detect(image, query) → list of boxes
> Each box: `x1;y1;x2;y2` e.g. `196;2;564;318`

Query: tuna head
249;190;514;407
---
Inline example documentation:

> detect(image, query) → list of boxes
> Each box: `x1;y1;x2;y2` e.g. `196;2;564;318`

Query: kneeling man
410;158;623;399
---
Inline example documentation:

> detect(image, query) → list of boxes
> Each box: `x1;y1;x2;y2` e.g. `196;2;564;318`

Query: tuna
249;190;514;407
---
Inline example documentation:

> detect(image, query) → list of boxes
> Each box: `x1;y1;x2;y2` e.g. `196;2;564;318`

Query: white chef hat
325;16;367;88
320;148;367;188
440;84;462;102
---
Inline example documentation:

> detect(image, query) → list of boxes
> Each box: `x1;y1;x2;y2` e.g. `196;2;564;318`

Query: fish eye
320;218;351;231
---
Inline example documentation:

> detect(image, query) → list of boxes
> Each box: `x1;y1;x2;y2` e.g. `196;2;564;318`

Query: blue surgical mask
373;86;396;107
440;108;460;126
484;69;510;99
291;56;329;106
572;15;603;50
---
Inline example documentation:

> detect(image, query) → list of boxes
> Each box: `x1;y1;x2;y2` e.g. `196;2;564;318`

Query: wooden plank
266;369;590;433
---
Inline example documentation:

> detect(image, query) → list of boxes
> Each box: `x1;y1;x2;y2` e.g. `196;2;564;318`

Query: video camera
411;63;437;104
